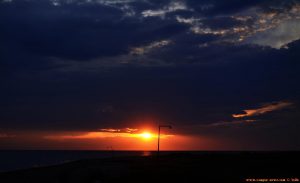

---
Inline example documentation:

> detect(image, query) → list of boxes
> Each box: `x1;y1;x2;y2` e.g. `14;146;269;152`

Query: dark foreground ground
0;152;299;183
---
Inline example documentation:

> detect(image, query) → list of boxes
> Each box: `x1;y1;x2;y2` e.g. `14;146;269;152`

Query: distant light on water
142;151;152;156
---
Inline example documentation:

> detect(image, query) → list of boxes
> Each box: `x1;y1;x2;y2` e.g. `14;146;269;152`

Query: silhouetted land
0;152;299;183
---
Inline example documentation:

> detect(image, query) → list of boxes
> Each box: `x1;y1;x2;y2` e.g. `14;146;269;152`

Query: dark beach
0;152;299;183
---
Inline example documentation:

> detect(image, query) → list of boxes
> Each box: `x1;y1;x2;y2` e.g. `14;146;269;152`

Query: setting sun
140;132;152;139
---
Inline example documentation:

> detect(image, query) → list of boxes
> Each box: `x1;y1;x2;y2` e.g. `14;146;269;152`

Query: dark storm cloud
0;0;300;150
0;0;187;63
1;42;299;131
1;0;300;65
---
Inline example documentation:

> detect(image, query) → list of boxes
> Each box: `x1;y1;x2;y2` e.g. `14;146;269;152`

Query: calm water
0;150;277;172
0;150;159;172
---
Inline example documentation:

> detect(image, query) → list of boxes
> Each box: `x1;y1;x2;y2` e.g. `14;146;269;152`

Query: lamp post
157;125;172;156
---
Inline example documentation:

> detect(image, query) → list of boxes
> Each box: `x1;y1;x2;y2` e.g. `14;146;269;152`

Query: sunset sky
1;0;300;150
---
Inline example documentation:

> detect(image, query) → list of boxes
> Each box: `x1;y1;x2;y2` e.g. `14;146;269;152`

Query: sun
140;132;152;139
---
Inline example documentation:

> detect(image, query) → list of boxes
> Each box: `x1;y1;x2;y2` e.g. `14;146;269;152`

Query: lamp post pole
157;125;172;156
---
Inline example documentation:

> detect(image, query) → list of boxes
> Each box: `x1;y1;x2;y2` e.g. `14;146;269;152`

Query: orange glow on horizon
44;130;171;141
139;132;153;140
0;129;234;151
41;130;177;150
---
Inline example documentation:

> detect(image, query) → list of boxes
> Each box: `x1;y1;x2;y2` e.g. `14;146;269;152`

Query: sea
0;150;168;172
0;150;291;173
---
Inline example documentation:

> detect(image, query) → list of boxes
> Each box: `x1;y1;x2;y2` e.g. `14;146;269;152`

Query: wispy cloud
142;1;190;18
209;120;256;127
188;119;257;130
45;132;134;139
173;2;300;48
249;19;300;49
100;128;138;133
233;101;293;118
48;0;139;6
45;128;140;140
198;101;292;127
44;130;172;140
130;40;171;55
176;16;201;25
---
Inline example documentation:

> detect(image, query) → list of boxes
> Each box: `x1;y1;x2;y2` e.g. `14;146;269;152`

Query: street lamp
157;125;172;155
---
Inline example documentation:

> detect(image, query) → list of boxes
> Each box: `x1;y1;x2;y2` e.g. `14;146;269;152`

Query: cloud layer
233;101;293;118
1;0;300;150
